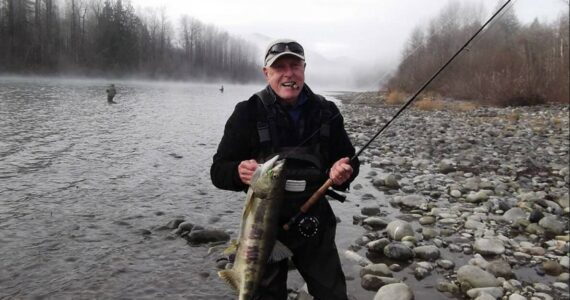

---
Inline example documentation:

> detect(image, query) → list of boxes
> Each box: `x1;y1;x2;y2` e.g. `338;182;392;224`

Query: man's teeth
283;82;297;88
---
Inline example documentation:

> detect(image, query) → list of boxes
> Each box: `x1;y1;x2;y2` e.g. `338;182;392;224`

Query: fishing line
286;0;519;161
282;0;515;231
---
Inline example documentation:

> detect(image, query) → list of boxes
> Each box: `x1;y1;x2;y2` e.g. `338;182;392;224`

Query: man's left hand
329;157;353;186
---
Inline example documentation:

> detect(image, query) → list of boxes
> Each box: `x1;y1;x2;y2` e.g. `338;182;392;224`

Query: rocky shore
334;92;569;300
162;92;568;300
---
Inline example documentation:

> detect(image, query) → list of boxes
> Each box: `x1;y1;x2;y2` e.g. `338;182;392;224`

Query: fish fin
218;269;241;292
242;189;256;220
250;166;262;186
267;240;293;263
222;239;239;256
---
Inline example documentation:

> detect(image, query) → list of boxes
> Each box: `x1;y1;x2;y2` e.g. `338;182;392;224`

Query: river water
0;77;389;299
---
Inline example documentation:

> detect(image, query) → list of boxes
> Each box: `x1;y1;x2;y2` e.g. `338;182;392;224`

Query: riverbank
330;91;569;299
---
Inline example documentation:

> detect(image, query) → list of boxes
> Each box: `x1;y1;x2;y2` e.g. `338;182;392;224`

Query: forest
0;0;261;82
1;0;568;104
386;2;569;106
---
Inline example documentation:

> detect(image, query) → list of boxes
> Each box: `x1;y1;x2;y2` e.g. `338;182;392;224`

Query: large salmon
218;155;291;300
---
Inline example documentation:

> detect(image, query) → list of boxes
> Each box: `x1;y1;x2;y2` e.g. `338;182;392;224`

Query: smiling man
211;38;359;300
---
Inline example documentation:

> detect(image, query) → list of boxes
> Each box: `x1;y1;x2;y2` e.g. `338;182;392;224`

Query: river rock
361;206;381;216
386;220;415;241
422;227;438;240
373;282;413;300
474;238;505;256
166;218;186;229
466;287;504;298
529;209;545;223
361;275;400;291
437;259;455;270
384;242;414;261
391;194;427;209
543;260;563;276
413;245;440;261
466;190;489;203
508;294;527;300
457;265;500;291
360;263;393;278
419;215;436;225
465;219;485;230
384;174;400;189
485;260;513;278
538;216;566;235
556;193;569;208
437;280;460;294
174;221;195;235
474;293;497;300
366;238;390;253
363;217;390;229
438;159;456;174
503;207;528;223
185;229;230;245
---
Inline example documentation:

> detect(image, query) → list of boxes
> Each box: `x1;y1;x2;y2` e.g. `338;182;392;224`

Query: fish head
250;155;286;196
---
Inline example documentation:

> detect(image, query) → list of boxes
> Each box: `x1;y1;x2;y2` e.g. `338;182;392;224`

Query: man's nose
283;65;294;76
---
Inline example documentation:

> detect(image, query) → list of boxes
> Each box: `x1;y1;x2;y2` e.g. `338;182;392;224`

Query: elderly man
211;38;359;300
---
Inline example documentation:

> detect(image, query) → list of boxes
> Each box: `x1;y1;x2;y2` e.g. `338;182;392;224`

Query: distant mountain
241;33;390;91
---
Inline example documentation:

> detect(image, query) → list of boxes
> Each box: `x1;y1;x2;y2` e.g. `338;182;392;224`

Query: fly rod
284;0;513;231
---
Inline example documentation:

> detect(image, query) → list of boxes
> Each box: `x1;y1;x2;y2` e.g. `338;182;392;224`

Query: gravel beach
328;91;570;300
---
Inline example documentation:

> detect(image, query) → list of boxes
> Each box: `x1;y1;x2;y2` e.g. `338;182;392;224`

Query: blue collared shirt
286;91;308;125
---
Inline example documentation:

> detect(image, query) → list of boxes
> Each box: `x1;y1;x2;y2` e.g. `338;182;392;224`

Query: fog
131;0;569;89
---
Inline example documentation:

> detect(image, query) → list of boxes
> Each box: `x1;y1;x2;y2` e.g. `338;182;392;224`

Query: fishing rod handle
300;178;334;213
282;212;300;231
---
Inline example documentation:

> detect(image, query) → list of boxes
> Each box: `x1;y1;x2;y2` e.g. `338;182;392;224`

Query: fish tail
218;269;241;292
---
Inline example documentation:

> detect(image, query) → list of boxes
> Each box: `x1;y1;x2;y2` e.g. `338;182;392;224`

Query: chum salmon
218;155;292;300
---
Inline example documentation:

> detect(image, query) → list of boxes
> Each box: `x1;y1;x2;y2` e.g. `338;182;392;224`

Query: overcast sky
132;0;567;60
130;0;568;88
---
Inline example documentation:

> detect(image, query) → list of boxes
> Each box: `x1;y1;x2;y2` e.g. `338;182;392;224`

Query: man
106;84;117;103
211;38;359;300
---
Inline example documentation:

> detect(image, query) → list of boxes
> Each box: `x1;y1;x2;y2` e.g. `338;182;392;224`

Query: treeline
387;2;569;106
0;0;261;82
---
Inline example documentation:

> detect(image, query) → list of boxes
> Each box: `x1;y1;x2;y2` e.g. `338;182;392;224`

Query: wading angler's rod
283;0;513;231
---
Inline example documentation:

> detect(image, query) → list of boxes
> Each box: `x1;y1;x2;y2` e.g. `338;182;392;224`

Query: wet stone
474;238;506;256
384;242;414;261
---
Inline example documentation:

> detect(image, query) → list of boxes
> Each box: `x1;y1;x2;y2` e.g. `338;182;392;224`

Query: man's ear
262;67;269;79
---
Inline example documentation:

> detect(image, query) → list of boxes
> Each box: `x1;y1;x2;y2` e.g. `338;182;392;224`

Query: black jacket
210;85;359;193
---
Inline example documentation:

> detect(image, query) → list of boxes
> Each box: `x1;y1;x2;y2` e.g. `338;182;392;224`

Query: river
0;76;385;300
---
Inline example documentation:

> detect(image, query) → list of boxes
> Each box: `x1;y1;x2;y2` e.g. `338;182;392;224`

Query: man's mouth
282;82;298;89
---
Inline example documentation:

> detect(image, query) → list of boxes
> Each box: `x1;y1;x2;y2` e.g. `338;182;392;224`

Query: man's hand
329;157;353;186
238;159;258;185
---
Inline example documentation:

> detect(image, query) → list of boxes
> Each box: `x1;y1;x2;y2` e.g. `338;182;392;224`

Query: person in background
220;85;224;93
106;84;117;103
211;38;359;300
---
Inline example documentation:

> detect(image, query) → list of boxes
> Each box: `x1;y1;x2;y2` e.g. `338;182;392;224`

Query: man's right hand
238;159;258;185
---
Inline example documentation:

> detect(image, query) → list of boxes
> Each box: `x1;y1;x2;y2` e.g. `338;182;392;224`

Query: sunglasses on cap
265;42;304;59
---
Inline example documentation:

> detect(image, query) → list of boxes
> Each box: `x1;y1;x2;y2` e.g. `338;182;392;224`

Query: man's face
263;56;305;104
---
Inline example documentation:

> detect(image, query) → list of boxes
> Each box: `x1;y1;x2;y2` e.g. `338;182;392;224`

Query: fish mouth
263;155;279;171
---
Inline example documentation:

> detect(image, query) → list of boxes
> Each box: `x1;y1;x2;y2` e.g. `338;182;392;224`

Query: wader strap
255;89;279;153
317;95;331;140
315;95;331;164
